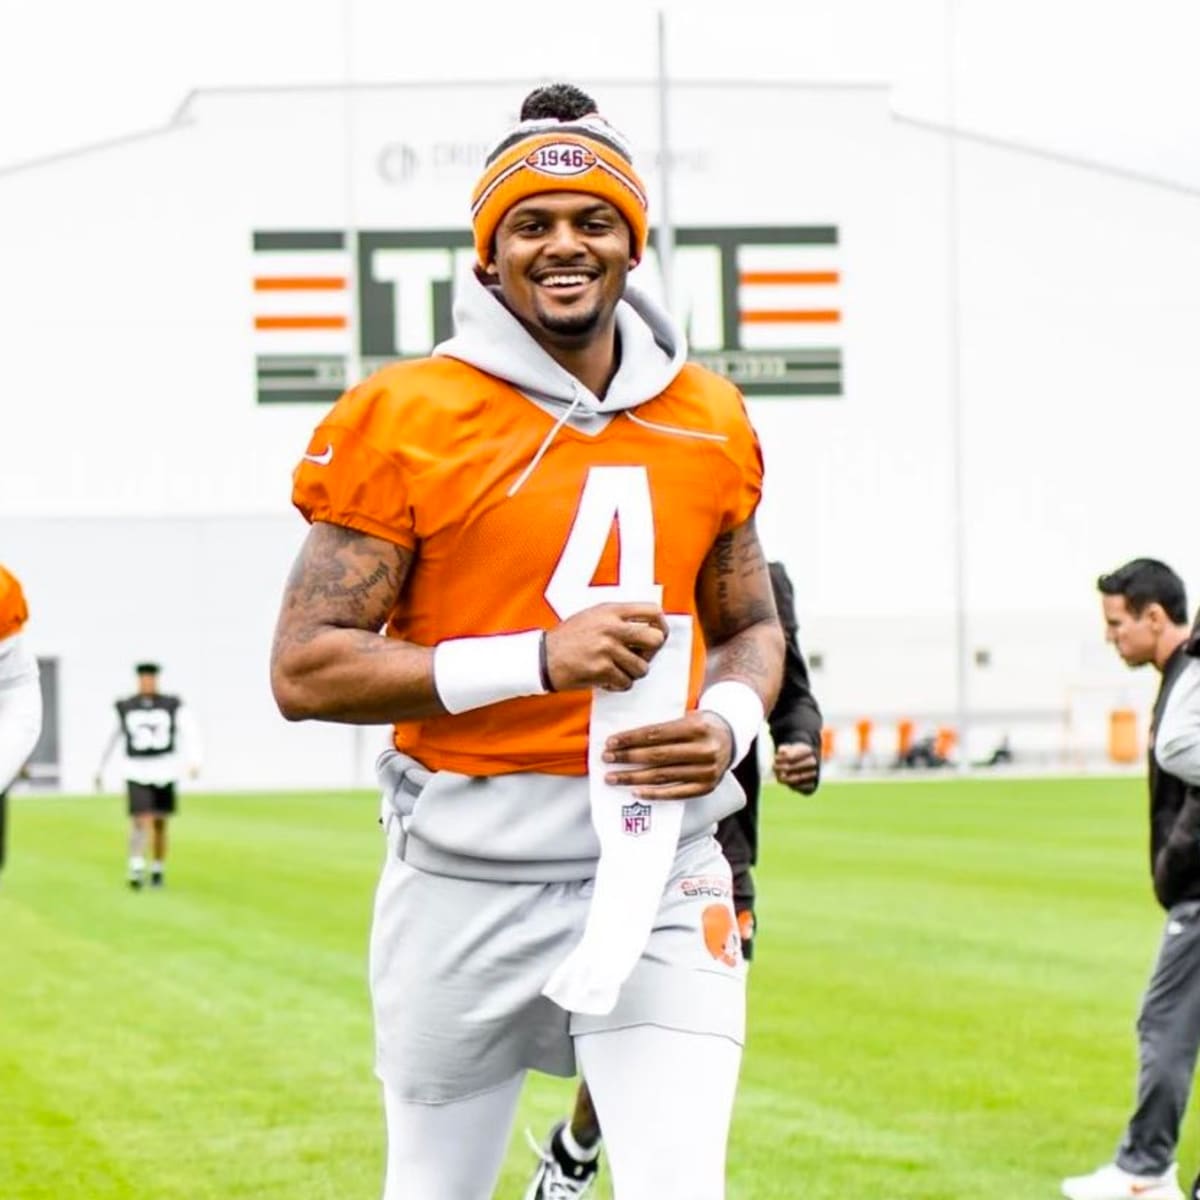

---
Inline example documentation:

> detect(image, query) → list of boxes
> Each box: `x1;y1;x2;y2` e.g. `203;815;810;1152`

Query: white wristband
699;680;765;767
433;630;547;715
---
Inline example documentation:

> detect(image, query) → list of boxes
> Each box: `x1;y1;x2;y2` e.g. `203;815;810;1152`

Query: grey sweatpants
370;825;747;1104
1117;898;1200;1174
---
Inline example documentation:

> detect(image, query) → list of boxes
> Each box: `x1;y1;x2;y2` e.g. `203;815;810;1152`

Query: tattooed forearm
705;624;783;710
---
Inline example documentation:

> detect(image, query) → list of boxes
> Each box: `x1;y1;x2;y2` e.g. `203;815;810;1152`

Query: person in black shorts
526;559;823;1198
95;662;202;889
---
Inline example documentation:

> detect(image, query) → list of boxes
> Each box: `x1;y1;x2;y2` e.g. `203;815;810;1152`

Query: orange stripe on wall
254;276;347;290
740;309;841;324
739;271;840;285
254;315;348;330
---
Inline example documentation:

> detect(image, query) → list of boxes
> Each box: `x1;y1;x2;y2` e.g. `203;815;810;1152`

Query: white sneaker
1061;1162;1183;1200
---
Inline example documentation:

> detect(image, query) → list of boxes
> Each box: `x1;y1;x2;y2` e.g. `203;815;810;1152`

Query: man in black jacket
1062;559;1197;1200
526;560;823;1199
719;560;823;957
1153;612;1200;1200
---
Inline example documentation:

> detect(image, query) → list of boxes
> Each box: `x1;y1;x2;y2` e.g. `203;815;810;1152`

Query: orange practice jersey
292;357;763;776
0;566;29;641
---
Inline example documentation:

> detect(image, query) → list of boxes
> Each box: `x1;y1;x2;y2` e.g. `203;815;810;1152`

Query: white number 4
544;466;663;619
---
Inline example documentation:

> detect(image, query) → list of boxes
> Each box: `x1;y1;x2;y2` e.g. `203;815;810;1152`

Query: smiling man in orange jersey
271;83;784;1200
0;565;43;880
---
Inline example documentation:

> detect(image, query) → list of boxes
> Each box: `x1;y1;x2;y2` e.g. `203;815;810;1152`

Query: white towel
542;616;693;1015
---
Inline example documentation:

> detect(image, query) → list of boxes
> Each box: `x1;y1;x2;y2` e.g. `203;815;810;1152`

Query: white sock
561;1123;601;1162
129;855;145;873
151;861;163;874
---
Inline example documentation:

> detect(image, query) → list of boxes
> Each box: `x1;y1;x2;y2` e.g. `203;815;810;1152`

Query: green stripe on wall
253;231;346;251
256;388;344;405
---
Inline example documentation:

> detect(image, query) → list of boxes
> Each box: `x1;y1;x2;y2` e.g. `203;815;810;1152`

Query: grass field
1;775;1193;1199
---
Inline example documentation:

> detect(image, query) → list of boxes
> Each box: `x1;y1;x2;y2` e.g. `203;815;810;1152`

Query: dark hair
135;661;161;675
520;83;598;123
1097;558;1188;624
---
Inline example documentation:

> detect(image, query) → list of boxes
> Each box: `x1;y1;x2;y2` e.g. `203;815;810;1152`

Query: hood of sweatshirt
433;268;689;416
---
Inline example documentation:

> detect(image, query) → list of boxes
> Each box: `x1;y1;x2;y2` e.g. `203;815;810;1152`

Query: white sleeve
0;638;42;792
177;704;203;772
1156;658;1200;784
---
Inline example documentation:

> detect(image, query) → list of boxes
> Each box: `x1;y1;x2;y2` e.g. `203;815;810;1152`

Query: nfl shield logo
621;801;652;836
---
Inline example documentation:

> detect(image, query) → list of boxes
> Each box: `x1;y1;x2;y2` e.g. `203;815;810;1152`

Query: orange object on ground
855;719;873;756
820;727;836;760
1108;709;1140;764
934;726;957;760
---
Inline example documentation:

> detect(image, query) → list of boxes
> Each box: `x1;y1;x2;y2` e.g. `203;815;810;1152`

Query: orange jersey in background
293;357;763;776
0;566;29;641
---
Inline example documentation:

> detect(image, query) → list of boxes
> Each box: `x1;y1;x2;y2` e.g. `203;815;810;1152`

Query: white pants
382;1025;741;1199
0;640;42;793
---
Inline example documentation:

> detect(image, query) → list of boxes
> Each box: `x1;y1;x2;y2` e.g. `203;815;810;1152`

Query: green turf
0;776;1190;1198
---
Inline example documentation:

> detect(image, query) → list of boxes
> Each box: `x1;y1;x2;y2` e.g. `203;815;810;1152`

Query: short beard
535;302;603;340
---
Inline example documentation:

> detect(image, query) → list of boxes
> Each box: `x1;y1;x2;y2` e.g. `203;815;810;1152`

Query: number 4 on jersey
544;466;663;620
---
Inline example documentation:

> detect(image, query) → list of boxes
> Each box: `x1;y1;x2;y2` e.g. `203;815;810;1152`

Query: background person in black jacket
525;560;823;1200
1153;614;1200;1200
719;560;824;957
1062;559;1197;1200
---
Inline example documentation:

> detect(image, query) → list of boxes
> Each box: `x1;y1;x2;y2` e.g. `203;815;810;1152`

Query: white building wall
1;78;1197;788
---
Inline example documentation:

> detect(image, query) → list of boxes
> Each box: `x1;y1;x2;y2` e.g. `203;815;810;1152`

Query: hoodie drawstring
507;389;586;497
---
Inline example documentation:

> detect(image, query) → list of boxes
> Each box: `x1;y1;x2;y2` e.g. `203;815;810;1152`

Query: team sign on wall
250;225;843;403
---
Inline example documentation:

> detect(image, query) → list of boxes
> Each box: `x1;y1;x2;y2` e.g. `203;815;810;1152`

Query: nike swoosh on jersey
303;445;334;466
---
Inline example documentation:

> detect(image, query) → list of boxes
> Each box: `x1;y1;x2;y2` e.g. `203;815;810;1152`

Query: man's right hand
544;603;669;693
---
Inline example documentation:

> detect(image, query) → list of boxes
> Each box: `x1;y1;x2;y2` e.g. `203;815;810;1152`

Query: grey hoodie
378;271;746;883
435;267;689;421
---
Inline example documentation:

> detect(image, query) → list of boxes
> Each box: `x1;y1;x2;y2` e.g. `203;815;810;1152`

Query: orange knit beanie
471;112;648;267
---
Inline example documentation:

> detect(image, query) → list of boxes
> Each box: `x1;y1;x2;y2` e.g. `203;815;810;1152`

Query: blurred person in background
270;82;783;1200
525;558;822;1198
95;662;202;890
1152;608;1200;1200
1062;560;1198;1200
0;564;43;882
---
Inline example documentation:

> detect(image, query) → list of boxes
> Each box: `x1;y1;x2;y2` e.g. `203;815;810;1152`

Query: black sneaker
128;874;143;890
522;1121;599;1199
150;870;164;889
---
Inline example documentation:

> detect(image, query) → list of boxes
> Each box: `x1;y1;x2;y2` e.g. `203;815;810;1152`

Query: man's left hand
774;742;819;794
603;712;733;800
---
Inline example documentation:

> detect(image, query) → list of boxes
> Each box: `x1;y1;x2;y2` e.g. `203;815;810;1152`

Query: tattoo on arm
274;523;411;654
697;518;784;704
700;521;776;645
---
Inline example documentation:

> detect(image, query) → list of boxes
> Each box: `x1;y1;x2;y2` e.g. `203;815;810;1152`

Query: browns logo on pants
701;903;742;969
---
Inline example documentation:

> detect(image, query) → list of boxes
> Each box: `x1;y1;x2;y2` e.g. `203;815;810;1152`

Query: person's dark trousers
1116;898;1200;1174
